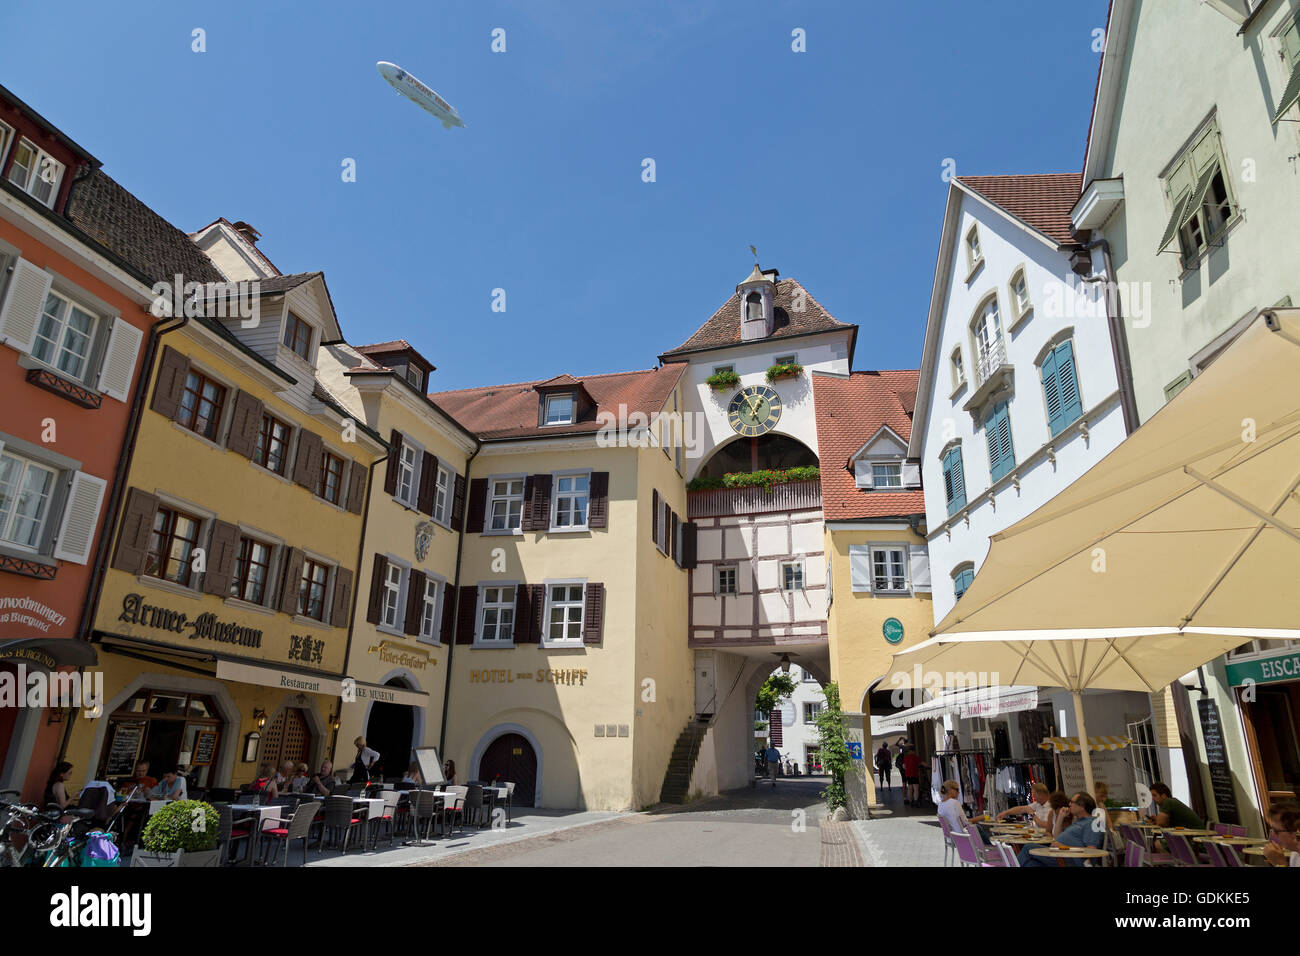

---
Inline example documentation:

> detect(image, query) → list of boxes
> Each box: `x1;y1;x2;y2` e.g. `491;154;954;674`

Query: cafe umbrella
885;308;1300;794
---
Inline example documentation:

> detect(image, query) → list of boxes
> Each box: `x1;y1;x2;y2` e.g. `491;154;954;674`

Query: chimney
231;220;262;245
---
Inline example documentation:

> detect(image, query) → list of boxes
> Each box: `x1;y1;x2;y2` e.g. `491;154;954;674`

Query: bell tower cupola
738;263;778;341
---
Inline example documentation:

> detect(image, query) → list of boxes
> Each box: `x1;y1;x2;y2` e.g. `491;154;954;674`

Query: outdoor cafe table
1028;846;1109;862
1155;828;1218;837
996;835;1053;846
230;804;284;866
1194;836;1270;846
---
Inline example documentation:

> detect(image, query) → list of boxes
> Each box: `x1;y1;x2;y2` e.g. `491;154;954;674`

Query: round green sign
882;617;904;645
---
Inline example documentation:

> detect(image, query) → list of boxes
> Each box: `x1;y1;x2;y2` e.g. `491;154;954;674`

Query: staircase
659;718;710;804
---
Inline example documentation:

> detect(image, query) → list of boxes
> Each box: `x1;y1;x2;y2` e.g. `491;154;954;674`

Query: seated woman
250;763;278;800
1264;802;1300;867
443;759;457;785
401;762;423;787
1092;781;1113;830
936;780;971;835
1018;792;1106;867
1046;791;1073;837
44;762;74;811
289;763;311;794
996;782;1053;829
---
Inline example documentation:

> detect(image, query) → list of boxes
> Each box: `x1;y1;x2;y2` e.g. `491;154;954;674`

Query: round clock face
727;384;782;436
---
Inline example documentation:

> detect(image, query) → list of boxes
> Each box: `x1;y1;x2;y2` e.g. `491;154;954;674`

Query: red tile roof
957;173;1084;246
813;370;926;521
430;364;687;441
355;340;436;372
659;278;854;358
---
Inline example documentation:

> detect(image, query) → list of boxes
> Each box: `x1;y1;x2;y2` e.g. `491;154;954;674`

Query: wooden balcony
687;479;821;519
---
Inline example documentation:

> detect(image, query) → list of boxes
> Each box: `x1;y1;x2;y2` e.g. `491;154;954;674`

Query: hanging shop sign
367;641;433;671
882;618;904;644
118;593;263;649
1196;698;1241;825
1224;649;1300;688
216;659;339;696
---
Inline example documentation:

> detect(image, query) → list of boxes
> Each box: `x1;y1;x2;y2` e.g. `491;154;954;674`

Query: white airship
377;61;466;129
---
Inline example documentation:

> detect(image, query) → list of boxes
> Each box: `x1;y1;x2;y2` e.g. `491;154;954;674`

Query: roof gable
850;425;908;464
955;174;1083;248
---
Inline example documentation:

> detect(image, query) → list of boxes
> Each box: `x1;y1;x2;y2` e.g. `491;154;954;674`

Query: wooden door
479;733;537;807
262;708;312;769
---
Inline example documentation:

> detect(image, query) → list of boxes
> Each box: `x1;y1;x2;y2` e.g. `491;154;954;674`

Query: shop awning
1040;735;1132;753
885;685;1040;725
0;637;98;668
213;660;429;707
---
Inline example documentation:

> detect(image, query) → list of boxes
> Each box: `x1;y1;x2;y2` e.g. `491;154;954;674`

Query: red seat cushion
230;827;250;837
264;827;289;836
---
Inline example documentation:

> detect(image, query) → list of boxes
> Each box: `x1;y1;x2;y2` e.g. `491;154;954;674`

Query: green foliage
705;369;741;391
754;721;768;732
765;362;803;382
139;800;219;853
687;466;820;493
814;683;852;812
754;672;797;715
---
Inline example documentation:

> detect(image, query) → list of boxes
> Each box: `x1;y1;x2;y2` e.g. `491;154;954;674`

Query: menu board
1197;698;1240;824
105;722;145;776
192;730;218;767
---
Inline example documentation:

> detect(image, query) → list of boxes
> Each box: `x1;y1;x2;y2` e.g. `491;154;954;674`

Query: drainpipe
1070;235;1140;435
437;442;481;760
59;310;190;762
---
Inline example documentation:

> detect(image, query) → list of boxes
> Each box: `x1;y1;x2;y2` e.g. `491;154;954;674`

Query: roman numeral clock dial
727;385;782;437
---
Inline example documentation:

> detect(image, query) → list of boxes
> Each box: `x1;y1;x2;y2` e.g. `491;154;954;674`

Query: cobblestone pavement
852;817;948;867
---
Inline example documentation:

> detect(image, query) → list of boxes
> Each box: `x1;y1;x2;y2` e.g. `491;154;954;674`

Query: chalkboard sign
105;721;145;776
1197;698;1240;825
192;730;218;767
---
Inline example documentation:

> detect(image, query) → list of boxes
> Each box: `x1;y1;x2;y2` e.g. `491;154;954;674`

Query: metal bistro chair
441;786;469;837
950;828;985;867
1165;833;1212;867
1124;840;1146;868
1213;822;1247;838
502;781;515;824
938;816;956;867
216;804;252;866
375;790;402;847
410;790;438;840
317;795;365;854
258;801;320;866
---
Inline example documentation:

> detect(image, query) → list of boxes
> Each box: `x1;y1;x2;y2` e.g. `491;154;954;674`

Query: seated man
1147;782;1204;829
1018;792;1105;867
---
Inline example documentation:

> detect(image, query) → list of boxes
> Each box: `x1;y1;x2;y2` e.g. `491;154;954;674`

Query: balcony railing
974;338;1008;387
687;479;821;519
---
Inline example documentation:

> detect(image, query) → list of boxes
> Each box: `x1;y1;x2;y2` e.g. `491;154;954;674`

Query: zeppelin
377;61;466;129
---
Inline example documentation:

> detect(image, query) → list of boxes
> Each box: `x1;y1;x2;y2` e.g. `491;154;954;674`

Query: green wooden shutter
943;448;966;516
1054;342;1083;429
986;403;1015;482
954;568;974;600
1040;346;1063;435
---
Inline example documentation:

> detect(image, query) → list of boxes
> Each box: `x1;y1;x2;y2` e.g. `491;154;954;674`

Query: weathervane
749;244;759;264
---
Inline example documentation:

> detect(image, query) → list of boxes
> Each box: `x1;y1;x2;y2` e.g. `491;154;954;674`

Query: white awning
885;685;1039;724
214;660;428;708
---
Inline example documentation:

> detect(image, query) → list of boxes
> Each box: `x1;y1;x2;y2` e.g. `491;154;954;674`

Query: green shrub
705;369;741;391
139;800;219;853
687;466;819;493
765;362;803;382
814;683;851;812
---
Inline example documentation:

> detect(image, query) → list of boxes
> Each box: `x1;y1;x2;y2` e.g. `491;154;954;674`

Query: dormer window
543;392;574;425
745;292;763;321
871;463;902;488
282;312;312;361
405;365;423;391
7;138;64;208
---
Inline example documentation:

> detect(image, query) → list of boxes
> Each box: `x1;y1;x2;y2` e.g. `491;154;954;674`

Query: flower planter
765;363;803;383
706;372;741;391
131;847;220;867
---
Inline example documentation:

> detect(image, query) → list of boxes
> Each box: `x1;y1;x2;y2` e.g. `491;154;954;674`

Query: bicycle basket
81;830;120;867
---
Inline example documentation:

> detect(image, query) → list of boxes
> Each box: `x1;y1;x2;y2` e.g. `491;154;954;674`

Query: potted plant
765;361;803;383
705;368;741;391
131;799;221;867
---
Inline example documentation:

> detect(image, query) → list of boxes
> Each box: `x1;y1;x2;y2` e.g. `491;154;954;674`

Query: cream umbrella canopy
886;309;1300;794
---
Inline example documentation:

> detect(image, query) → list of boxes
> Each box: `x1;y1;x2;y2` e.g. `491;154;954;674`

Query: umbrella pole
1072;691;1096;795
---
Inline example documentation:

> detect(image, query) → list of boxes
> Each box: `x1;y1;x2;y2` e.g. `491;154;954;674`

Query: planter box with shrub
131;800;220;867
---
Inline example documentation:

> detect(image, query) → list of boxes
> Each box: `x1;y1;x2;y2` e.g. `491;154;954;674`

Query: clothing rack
988;757;1056;816
930;749;994;814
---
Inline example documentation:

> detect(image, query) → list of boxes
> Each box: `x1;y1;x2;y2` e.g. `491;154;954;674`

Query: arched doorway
479;733;537;806
696;433;818;480
261;707;313;773
365;680;416;782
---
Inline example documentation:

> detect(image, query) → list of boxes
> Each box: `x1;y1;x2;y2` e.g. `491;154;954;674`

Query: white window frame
32;287;100;384
543;392;575;426
394;437;423;509
715;564;738;595
541;578;587;648
228;533;276;607
144;492;216;596
7;137;64;207
377;554;410;636
950;346;966;393
432;463;453;527
965;224;983;275
280;310;316;364
1009;266;1032;323
294;552;337;625
869;545;910;594
549;470;591;532
418;573;445;644
0;448;59;554
476;582;518;646
803;702;824;724
871;462;902;489
780;560;804;592
485;474;525;533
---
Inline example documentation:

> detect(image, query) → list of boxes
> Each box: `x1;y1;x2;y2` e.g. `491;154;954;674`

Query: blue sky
1;0;1107;390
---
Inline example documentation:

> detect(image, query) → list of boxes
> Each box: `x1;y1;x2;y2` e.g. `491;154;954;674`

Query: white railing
974;337;1008;386
687;479;821;519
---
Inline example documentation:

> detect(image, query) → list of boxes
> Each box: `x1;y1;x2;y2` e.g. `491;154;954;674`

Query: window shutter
466;478;488;534
451;473;467;531
854;460;874;489
583;582;605;645
986;404;1015;482
417;452;437;514
954;567;974;601
331;567;353;628
111;487;158;573
670;511;679;563
650;489;660;546
225;390;265;459
150;345;191;420
384;430;403;496
95;317;144;402
366;554;387;624
587;471;609;528
526;584;547;643
1055;342;1083;427
1040;347;1064;435
202;520;240;596
901;461;921;489
0;257;52;355
532;474;552;531
440;583;456;644
514;585;537;644
680;521;698;570
908;545;932;593
405;569;427;636
848;545;872;593
52;471;107;564
456;586;479;644
944;448;967;515
278;548;304;615
292;431;323;490
346;460;367;514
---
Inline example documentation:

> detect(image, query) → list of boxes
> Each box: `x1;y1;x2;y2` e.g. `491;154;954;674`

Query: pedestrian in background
875;744;893;790
765;742;781;789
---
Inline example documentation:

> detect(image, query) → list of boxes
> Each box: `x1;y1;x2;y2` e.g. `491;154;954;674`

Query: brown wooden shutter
527;584;546;643
346;460;367;514
225;390;264;458
583;583;605;645
150;345;190;420
112;487;159;573
651;489;659;546
451;473;466;531
670;511;679;563
384;430;404;496
331;567;353;628
680;521;698;570
278;548;304;615
417;452;437;514
439;583;455;644
292;431;323;490
514;585;536;644
404;569;427;635
366;554;388;625
202;520;240;595
455;586;479;644
520;475;536;531
587;472;609;528
528;474;552;531
466;478;488;534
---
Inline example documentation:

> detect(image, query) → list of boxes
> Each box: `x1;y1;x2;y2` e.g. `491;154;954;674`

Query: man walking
875;743;893;790
765;742;781;789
